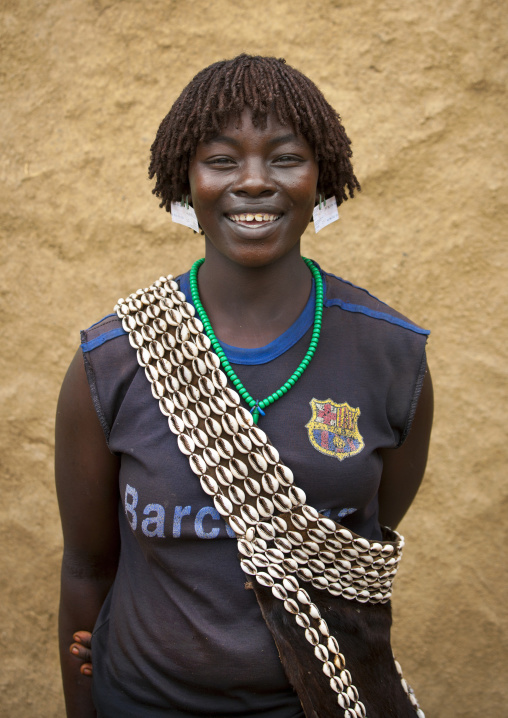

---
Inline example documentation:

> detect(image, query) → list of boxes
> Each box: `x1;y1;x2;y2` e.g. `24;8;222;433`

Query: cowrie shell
288;486;306;507
292;549;308;565
229;457;248;479
141;325;156;342
204;350;220;370
261;473;279;494
179;302;195;319
274;464;293;486
191;428;208;449
353;537;371;552
229;514;247;536
200;474;218;496
198;376;215;397
168;414;185;435
273;536;292;553
221;387;240;407
325;538;342;551
238;539;254;557
295;612;310;628
305;628;319;646
152;317;167;334
297;567;313;581
281;558;298;573
161;332;176;351
137;346;151;366
318;619;329;637
265;548;284;563
221;413;238;435
122;314;136;331
256;496;274;518
211;368;227;391
235;406;253;429
381;544;395;556
256;522;275;541
185;384;200;403
249;426;268;447
194;330;209;349
165;308;182;326
177;434;195;455
213;493;233;517
317;517;337;534
192;357;208;376
210;395;227;415
181;340;198;360
308;558;325;573
340;669;352;687
240;504;259;525
287;530;304;546
182;408;198;429
342;586;358;600
284;598;300;614
330;676;344;693
151;381;165;399
296;588;311;604
262;444;280;465
189;453;207;475
323;661;336;678
233;433;252;454
149;340;165;360
324;568;340;582
165;374;180;393
342;548;359;560
251;537;267;552
196;401;211;419
314;644;329;662
273;493;292;512
271;516;288;533
216;465;234;486
146;303;160;319
328;583;342;596
312;576;329;590
301;504;319;522
272;584;288;601
244;478;261;496
203;447;220;467
215;437;234;460
228;485;245;505
255;572;274;588
336;528;353;543
267;564;285;580
169;348;184;366
290;513;307;531
135;310;148;326
248;452;268;474
173;391;188;411
282;576;299;592
307;528;327;543
159;396;175;416
337;693;350;709
145;363;158;383
204;416;222;439
175;324;190;343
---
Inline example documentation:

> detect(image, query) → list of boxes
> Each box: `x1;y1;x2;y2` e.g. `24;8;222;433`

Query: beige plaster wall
1;0;507;715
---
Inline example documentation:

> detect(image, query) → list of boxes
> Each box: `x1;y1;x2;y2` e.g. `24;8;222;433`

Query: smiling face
188;109;319;269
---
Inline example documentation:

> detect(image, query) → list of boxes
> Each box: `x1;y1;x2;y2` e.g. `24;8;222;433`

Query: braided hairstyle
149;54;361;210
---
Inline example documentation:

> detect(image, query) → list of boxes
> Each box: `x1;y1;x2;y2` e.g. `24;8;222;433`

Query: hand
70;631;93;676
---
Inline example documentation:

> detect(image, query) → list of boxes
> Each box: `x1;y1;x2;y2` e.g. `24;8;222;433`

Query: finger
73;630;92;650
80;662;93;677
70;642;92;662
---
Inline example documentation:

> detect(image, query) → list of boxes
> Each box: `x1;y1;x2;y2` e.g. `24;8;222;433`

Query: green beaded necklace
189;257;323;424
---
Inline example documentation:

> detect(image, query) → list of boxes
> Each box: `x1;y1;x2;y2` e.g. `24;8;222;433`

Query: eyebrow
205;132;303;147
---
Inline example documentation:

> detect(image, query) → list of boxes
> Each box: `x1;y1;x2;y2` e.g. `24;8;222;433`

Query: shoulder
321;269;430;339
81;313;128;353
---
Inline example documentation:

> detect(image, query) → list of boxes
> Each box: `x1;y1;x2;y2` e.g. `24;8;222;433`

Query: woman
57;54;432;718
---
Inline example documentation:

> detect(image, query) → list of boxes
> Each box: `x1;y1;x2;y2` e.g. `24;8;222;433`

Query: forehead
202;107;311;148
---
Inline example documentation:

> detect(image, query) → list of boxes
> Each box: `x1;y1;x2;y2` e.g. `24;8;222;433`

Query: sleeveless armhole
397;347;428;448
80;336;112;445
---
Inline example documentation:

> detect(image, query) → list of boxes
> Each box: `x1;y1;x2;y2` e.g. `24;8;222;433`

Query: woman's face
188;108;319;269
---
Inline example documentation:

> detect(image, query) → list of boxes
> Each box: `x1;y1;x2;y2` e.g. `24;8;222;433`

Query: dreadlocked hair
149;54;361;211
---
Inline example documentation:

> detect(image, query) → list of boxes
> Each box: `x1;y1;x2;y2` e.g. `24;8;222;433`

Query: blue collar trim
178;270;317;366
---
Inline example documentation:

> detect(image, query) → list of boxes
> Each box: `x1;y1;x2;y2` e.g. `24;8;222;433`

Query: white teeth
228;213;279;223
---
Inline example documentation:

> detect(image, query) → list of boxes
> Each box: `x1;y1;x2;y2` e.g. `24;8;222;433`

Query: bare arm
55;349;121;717
378;368;434;529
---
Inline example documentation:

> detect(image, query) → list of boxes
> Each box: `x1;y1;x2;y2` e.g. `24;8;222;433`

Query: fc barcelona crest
305;399;364;461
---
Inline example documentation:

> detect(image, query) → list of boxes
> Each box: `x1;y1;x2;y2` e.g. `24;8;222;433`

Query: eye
205;156;236;167
273;154;304;166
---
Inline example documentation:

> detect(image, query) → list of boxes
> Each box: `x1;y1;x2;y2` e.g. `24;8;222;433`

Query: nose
232;158;276;197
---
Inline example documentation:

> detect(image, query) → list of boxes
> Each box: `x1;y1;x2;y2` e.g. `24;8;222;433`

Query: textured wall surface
1;1;507;716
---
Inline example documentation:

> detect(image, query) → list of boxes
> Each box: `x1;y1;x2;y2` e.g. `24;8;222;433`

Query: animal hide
252;581;416;718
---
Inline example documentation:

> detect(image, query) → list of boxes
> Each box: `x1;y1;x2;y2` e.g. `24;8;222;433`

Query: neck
196;242;313;348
